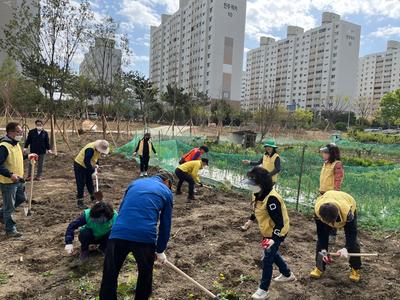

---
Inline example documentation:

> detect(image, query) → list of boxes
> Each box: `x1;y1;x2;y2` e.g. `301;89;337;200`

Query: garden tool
316;250;378;270
165;261;220;300
24;153;39;216
93;167;103;201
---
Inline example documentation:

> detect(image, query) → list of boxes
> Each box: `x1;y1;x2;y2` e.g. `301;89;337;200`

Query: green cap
263;139;278;148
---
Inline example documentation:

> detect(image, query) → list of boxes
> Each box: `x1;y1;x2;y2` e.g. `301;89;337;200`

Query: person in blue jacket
99;170;174;300
64;201;118;261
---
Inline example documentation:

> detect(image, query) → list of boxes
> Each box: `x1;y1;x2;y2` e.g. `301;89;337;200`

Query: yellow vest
177;160;202;183
262;153;279;183
254;189;290;238
75;142;101;169
137;139;155;157
319;160;340;192
315;191;356;229
0;142;24;184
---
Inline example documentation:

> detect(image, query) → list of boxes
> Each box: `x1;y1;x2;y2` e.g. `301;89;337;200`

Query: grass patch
0;272;11;284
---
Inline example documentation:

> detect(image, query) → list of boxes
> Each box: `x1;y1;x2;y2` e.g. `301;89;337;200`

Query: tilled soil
0;145;399;300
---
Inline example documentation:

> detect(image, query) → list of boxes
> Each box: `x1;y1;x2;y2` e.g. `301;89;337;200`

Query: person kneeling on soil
99;170;174;300
242;167;296;300
175;158;208;201
74;140;110;209
310;190;361;282
64;201;118;261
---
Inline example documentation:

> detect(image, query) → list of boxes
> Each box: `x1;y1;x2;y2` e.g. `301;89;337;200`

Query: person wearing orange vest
74;140;110;209
241;139;281;231
319;143;344;243
242;167;295;300
179;145;209;164
310;191;361;282
133;133;157;177
0;122;27;237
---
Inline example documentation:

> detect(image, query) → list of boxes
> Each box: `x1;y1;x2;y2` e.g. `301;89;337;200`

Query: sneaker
310;267;324;279
77;200;87;209
6;231;22;238
80;250;89;261
34;177;42;181
187;195;196;201
251;288;269;300
144;172;148;177
349;268;360;282
273;272;296;282
241;220;253;231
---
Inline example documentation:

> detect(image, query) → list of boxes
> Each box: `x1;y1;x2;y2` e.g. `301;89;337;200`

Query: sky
84;0;400;77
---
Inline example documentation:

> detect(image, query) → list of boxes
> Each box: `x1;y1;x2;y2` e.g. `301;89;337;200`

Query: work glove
28;153;39;161
321;249;333;264
156;252;167;264
261;238;275;250
23;148;28;154
336;248;348;259
65;244;74;255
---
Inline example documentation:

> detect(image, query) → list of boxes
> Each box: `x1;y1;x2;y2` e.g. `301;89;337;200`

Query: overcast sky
80;0;400;77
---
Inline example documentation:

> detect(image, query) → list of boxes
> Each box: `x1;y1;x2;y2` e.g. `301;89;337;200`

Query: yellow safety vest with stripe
262;153;279;183
319;160;340;193
177;160;202;183
315;191;356;229
0;142;24;184
137;139;155;157
254;189;290;238
75;142;100;169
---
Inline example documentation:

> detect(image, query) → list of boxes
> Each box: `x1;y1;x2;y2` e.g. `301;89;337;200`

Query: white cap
94;140;110;154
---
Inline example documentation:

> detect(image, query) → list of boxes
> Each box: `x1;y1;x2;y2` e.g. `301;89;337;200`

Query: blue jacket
110;176;173;253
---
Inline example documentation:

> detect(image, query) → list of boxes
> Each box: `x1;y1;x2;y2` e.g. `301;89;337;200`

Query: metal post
296;145;307;212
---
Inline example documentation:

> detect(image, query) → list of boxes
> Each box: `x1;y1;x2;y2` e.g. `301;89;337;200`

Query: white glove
65;244;74;255
337;248;348;258
156;252;167;264
47;149;53;154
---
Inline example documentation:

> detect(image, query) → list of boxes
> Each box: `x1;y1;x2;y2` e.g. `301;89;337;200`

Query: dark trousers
260;239;291;291
74;162;94;199
140;155;150;172
175;168;195;197
0;182;26;233
315;213;361;270
78;228;110;252
99;239;156;300
28;154;46;178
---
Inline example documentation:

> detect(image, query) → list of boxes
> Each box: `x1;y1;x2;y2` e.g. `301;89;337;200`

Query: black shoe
187;195;195;201
77;200;88;209
6;231;22;238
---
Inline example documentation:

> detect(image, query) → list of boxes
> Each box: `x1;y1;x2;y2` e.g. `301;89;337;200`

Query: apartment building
149;0;247;103
357;40;400;117
242;12;361;113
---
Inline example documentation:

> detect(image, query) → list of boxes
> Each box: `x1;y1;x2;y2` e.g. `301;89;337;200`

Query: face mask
203;165;209;170
36;127;43;131
14;135;23;142
250;185;262;193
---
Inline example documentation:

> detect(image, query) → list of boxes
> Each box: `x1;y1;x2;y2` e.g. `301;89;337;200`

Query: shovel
93;168;103;201
317;250;378;270
24;155;38;216
165;261;220;300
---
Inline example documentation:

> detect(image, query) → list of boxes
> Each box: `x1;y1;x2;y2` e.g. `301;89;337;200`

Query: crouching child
64;201;118;261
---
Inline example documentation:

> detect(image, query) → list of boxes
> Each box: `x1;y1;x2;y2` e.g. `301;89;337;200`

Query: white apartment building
242;12;361;113
80;38;122;85
357;40;400;117
149;0;247;103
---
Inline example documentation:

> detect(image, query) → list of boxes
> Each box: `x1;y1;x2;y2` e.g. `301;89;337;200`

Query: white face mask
36;127;43;131
250;185;262;193
14;135;23;142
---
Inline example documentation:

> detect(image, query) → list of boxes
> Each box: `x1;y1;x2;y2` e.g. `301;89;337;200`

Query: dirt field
0;139;399;300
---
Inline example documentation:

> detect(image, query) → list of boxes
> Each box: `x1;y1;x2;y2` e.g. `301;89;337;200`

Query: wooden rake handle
330;252;379;257
29;160;36;210
165;261;218;299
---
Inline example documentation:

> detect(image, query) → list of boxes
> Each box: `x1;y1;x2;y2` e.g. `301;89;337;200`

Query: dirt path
0;149;399;300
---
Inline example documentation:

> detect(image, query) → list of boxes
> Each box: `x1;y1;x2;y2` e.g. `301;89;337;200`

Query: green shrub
349;130;400;144
335;122;347;131
342;156;393;167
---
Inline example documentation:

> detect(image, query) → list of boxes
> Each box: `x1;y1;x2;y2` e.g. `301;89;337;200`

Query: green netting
116;136;400;230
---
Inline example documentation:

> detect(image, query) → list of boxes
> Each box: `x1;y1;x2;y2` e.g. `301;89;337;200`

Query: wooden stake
51;115;58;156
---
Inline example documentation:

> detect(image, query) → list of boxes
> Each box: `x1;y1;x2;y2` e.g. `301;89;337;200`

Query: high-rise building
149;0;247;103
242;12;361;113
356;40;400;117
79;38;122;85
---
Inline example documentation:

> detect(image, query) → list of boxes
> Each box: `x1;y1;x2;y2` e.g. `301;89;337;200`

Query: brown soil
0;137;399;300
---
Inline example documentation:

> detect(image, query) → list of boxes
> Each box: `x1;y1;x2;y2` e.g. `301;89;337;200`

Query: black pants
175;168;195;197
99;239;156;300
74;162;94;199
315;213;361;270
78;228;110;252
140;155;150;172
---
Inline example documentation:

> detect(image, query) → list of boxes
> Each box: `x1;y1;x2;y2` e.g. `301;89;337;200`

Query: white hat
94;140;110;154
